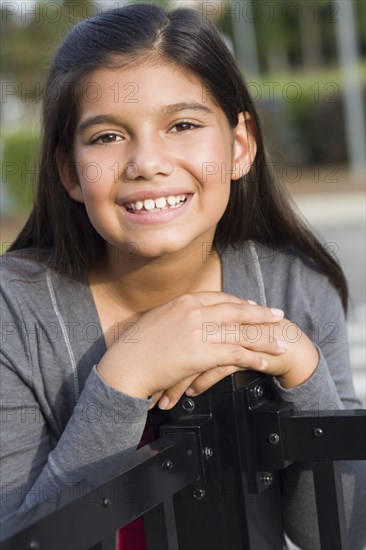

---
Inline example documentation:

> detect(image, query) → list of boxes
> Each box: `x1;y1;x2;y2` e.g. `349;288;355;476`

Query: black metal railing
1;372;365;550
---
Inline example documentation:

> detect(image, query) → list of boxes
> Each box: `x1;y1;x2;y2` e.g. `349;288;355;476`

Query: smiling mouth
125;194;189;213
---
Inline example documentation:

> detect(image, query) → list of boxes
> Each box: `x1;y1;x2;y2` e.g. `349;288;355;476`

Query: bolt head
101;497;112;508
192;487;206;500
313;428;323;438
268;433;280;445
259;472;273;486
28;540;40;550
254;385;264;398
164;459;174;471
182;397;195;412
203;447;213;459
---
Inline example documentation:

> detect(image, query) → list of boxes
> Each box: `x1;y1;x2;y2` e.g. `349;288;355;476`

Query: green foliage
2;130;40;212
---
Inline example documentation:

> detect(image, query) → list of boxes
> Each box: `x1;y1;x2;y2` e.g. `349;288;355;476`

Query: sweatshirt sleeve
270;265;365;550
0;285;151;523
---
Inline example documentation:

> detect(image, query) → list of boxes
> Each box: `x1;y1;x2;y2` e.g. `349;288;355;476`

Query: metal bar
89;535;116;550
313;461;349;550
280;412;366;462
146;374;285;550
144;498;180;550
248;390;366;469
2;373;364;550
0;435;199;550
230;0;260;78
163;497;179;550
144;504;170;550
334;0;366;178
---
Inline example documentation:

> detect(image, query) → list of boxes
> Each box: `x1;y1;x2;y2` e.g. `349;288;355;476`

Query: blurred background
1;0;365;404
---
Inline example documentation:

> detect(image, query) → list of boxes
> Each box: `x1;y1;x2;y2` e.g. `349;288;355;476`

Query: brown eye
92;133;123;144
171;122;200;133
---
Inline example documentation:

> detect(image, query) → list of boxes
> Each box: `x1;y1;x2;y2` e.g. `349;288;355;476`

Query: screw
101;497;112;508
192;487;206;500
268;433;280;445
253;385;264;398
313;428;323;438
182;397;195;412
28;540;40;550
203;447;213;459
259;472;273;486
163;459;174;471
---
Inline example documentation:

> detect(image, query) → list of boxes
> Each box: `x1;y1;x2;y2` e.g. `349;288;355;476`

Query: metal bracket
155;395;216;489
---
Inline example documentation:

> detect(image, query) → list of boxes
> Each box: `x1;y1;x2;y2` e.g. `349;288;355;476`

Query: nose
124;135;174;181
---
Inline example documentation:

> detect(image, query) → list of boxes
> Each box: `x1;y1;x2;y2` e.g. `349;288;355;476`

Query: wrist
277;345;319;388
96;360;151;400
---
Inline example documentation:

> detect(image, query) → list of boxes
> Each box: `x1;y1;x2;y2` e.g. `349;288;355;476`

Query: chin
142;245;186;259
134;238;193;259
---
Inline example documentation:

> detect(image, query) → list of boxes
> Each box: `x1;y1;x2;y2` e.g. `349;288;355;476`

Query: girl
1;3;364;549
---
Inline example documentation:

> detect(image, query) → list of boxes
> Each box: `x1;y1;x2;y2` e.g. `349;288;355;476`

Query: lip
120;193;193;225
120;188;193;206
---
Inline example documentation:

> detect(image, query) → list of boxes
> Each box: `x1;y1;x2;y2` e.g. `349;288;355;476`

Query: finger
185;365;242;396
148;391;164;410
158;375;198;410
207;322;288;355
187;291;256;307
213;343;268;372
256;350;290;379
141;292;252;317
204;302;284;326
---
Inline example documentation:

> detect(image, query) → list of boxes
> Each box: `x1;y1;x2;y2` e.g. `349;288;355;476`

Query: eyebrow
161;102;214;116
78;115;122;133
77;102;214;133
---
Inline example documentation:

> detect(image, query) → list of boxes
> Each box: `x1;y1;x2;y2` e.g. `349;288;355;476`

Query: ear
56;145;84;203
231;112;257;180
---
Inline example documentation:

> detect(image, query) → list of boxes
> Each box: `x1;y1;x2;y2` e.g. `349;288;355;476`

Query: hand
157;317;319;409
258;318;319;388
96;292;287;400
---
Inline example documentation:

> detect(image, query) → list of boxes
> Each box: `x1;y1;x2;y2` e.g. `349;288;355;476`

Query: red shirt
118;517;147;550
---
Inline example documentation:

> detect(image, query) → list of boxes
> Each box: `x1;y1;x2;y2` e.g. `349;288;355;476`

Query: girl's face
59;61;255;260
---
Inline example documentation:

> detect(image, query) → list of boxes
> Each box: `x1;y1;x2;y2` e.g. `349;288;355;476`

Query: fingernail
185;387;195;396
248;300;257;305
158;396;170;410
277;340;288;351
260;359;269;369
270;308;284;319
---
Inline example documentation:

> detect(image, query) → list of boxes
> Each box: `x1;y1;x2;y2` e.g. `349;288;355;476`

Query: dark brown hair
9;3;348;310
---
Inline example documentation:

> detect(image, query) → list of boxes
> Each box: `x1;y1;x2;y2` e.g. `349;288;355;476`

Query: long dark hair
9;3;348;310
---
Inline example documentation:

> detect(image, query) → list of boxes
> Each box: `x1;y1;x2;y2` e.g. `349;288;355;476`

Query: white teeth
144;199;155;211
126;194;187;212
155;197;167;208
